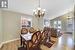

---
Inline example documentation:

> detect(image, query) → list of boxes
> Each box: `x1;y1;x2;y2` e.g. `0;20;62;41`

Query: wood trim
0;38;20;49
0;43;3;49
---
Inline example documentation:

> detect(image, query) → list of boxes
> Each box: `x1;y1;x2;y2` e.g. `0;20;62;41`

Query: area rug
43;40;55;48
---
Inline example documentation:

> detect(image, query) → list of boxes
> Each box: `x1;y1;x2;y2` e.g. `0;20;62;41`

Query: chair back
30;32;38;47
32;31;41;42
41;30;48;40
50;28;57;37
43;27;48;31
29;27;35;33
36;31;41;41
32;33;38;43
43;27;51;37
21;28;28;34
41;31;45;41
30;31;41;47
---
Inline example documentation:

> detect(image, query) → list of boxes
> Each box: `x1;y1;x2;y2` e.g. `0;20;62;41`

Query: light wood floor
0;34;74;50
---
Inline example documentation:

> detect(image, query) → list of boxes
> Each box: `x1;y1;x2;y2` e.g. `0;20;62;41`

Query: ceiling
4;0;74;20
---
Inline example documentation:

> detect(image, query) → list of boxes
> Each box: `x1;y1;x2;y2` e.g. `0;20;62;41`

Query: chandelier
33;0;45;18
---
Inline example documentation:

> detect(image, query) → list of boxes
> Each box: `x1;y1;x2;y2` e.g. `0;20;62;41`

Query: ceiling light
33;0;45;18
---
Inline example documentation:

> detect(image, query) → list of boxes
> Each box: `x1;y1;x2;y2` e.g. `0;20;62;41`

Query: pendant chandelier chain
38;0;40;7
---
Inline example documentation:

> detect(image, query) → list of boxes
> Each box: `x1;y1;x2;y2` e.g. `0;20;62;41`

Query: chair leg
20;36;22;46
23;41;25;47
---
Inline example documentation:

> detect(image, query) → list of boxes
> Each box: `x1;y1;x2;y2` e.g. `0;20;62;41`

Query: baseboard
0;38;20;49
0;43;3;49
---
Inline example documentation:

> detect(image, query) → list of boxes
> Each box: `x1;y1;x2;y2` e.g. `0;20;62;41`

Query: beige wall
73;10;75;45
0;10;3;44
32;16;44;30
1;10;33;42
50;16;67;32
50;12;74;33
73;16;75;45
2;10;20;42
73;17;75;44
0;10;44;43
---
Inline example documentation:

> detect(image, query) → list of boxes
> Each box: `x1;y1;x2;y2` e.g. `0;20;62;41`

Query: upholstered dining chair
35;31;41;45
21;28;28;34
43;27;52;42
29;31;41;50
29;27;36;33
41;30;48;44
50;28;57;37
20;28;28;47
47;27;51;42
42;27;55;48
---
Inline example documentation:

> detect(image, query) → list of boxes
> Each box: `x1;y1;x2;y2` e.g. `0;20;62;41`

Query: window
54;20;62;33
54;21;61;29
44;19;50;27
54;21;57;28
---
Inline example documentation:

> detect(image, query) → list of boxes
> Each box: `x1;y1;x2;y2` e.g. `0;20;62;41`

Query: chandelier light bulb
43;9;46;11
37;7;41;10
42;12;44;14
35;12;37;14
33;9;36;12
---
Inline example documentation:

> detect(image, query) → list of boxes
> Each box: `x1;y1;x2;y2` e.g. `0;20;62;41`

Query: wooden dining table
21;32;33;50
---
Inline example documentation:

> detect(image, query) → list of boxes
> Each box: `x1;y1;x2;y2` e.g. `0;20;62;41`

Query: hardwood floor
41;34;74;50
0;34;74;50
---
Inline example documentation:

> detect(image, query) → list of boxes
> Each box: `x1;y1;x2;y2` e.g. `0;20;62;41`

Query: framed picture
21;17;32;28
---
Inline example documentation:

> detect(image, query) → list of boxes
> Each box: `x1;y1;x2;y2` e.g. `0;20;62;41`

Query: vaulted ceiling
4;0;74;19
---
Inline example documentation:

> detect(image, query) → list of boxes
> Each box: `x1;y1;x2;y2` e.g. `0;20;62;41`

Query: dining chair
29;31;41;50
50;28;57;37
41;30;48;44
20;28;28;47
29;27;36;33
47;27;51;41
21;28;28;34
43;27;48;31
43;27;52;42
41;28;54;48
35;31;41;45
